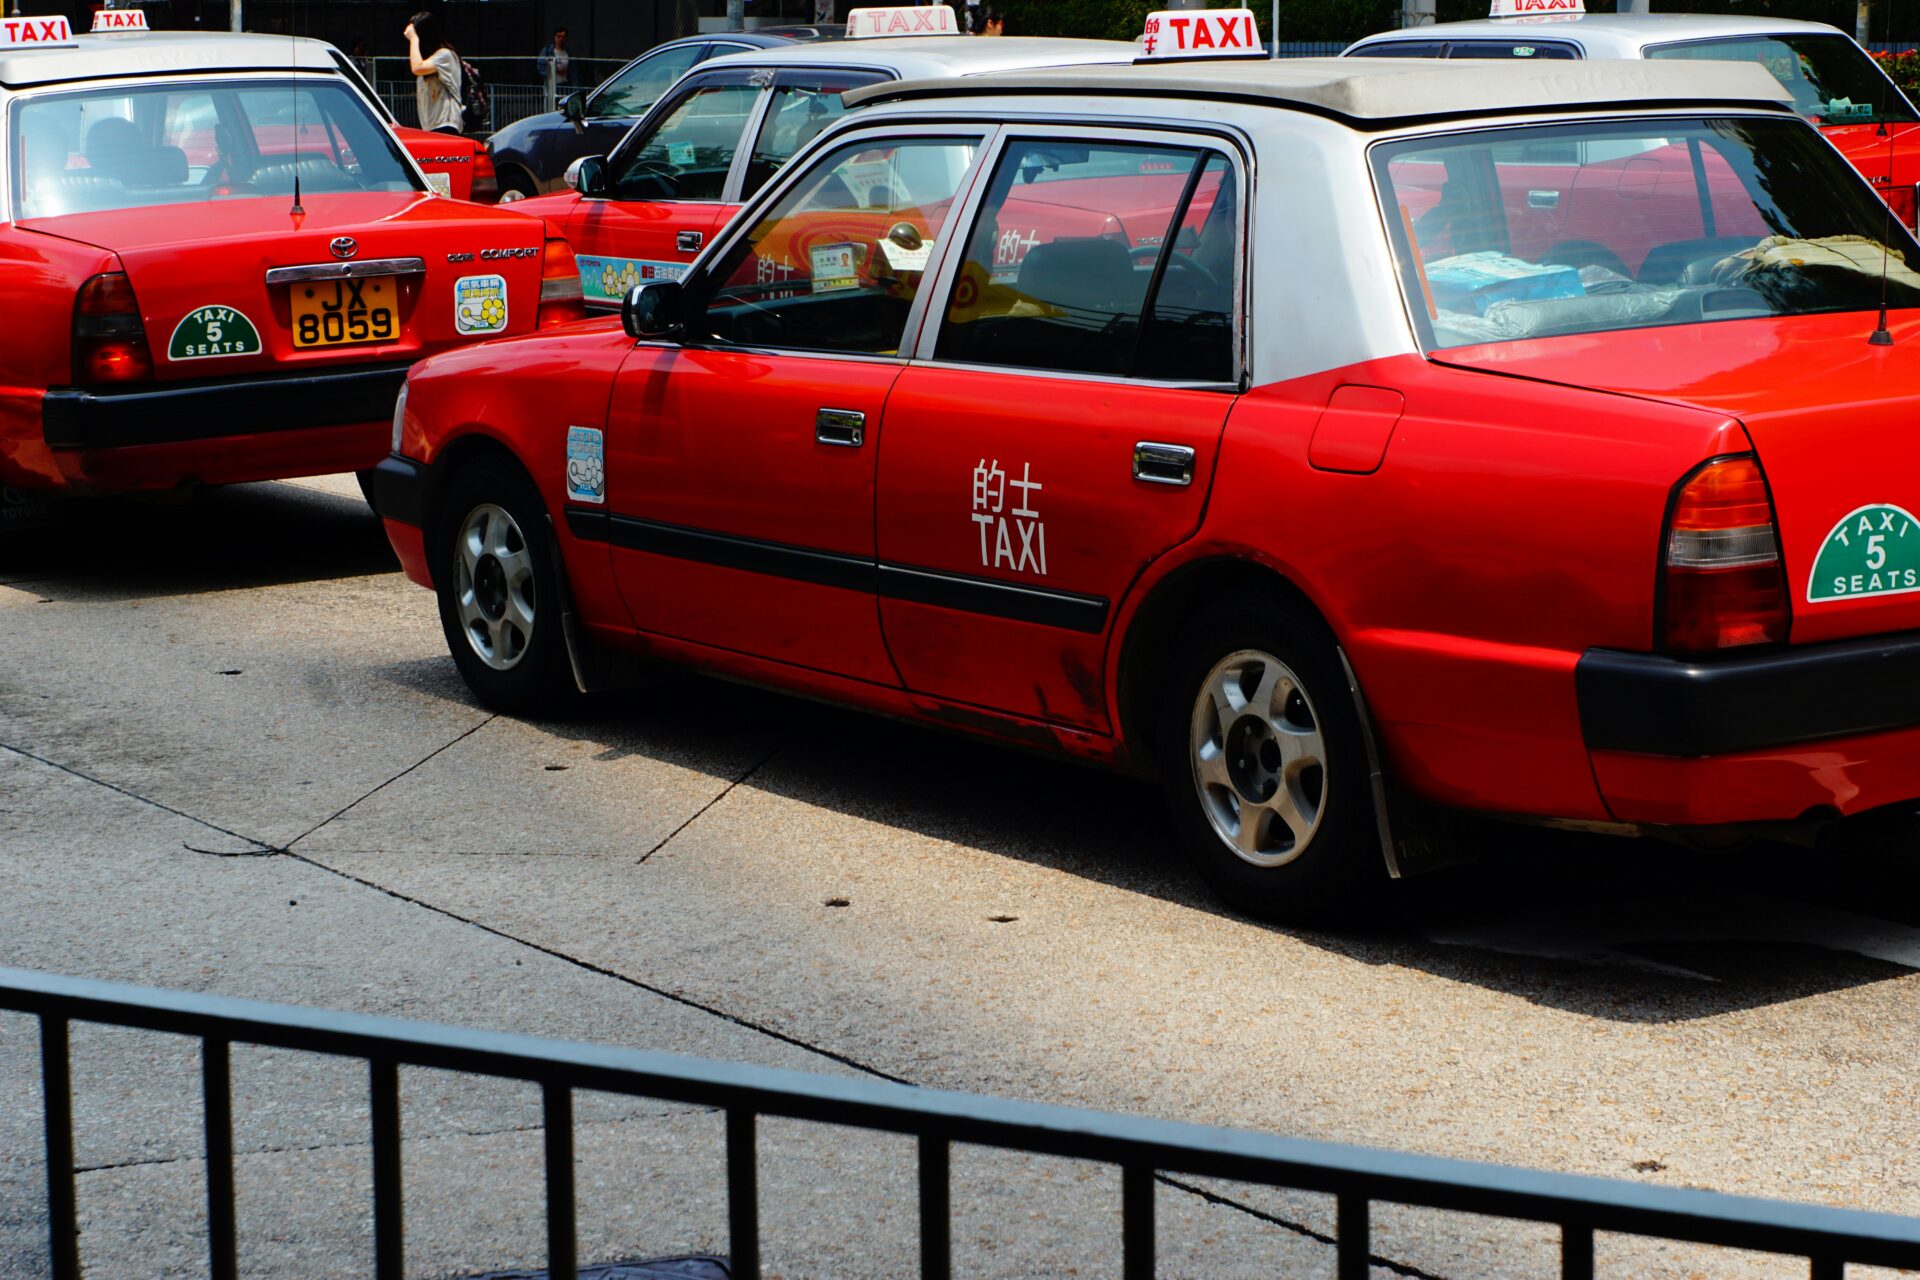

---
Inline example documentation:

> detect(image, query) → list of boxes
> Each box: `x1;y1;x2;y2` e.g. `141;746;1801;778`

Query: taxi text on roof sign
0;15;75;47
1139;9;1263;60
847;5;958;37
91;9;150;31
1487;0;1582;18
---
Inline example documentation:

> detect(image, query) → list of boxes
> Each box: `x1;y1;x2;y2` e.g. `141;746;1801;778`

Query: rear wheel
1155;597;1383;924
434;459;575;714
497;167;539;202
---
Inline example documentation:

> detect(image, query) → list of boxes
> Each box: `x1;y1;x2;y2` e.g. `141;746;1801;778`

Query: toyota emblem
329;236;358;261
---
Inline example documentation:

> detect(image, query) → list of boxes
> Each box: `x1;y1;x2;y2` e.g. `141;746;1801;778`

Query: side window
1350;40;1446;57
593;44;703;119
934;140;1238;381
700;135;982;355
740;73;888;200
607;81;759;202
1445;41;1578;59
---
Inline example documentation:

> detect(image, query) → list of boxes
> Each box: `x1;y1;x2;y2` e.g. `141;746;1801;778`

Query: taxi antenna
288;22;304;215
1870;0;1894;345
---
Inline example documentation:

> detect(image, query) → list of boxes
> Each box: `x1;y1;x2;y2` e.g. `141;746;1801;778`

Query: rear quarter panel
0;226;112;486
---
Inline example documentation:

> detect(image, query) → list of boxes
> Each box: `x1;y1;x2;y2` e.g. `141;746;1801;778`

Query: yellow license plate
290;277;398;348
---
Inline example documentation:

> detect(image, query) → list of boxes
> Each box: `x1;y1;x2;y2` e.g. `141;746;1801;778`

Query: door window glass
701;135;981;355
740;74;887;199
1349;40;1446;57
934;140;1238;380
607;81;759;202
593;44;704;119
1445;40;1578;58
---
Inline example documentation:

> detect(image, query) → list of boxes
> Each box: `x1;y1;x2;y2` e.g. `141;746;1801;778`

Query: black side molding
1577;632;1920;756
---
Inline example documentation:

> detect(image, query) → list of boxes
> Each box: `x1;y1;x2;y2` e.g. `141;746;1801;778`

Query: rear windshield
1646;34;1916;126
14;76;417;219
1374;116;1920;349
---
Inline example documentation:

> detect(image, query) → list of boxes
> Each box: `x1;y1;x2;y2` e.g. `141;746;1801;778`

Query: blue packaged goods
1424;251;1585;315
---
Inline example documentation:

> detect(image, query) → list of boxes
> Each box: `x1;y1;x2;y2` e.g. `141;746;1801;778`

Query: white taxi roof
1347;13;1852;58
0;30;339;89
844;55;1793;123
698;34;1137;79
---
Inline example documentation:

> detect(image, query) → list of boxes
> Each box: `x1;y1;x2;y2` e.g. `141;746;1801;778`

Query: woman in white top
404;11;464;135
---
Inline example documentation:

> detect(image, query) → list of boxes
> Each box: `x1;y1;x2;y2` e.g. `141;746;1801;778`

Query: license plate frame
289;276;399;349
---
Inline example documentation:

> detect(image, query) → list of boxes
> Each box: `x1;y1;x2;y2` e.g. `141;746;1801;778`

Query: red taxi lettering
1;16;75;44
1140;9;1261;58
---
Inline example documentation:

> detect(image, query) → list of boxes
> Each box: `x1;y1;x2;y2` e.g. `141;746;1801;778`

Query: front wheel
434;460;576;715
1155;599;1383;925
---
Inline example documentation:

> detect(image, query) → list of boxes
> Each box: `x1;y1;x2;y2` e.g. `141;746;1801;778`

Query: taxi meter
847;5;959;37
1139;9;1264;60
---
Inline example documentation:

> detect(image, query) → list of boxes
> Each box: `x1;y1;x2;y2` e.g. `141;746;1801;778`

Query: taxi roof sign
91;8;149;30
1139;8;1263;60
0;15;75;48
1488;0;1583;17
847;5;958;37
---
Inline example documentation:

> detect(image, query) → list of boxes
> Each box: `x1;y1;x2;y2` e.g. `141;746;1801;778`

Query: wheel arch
418;429;537;582
1114;554;1343;778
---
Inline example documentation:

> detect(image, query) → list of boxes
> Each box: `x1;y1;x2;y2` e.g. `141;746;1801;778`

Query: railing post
1562;1221;1593;1280
727;1108;759;1280
40;1015;79;1280
369;1059;404;1280
544;1083;576;1280
1336;1194;1369;1280
1122;1164;1154;1280
918;1135;950;1280
203;1038;237;1280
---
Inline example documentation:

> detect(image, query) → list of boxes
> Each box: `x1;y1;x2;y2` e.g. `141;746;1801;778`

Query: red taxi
370;30;1920;922
0;24;581;496
504;13;1134;308
322;40;499;203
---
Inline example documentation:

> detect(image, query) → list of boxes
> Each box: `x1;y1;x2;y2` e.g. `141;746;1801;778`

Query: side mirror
566;155;607;197
562;90;587;126
623;280;684;340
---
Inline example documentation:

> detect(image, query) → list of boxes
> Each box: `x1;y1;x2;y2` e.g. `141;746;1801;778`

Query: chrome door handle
676;230;703;252
1527;189;1561;210
1133;441;1194;486
816;408;865;447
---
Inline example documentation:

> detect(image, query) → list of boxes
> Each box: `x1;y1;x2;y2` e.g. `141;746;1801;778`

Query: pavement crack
283;714;497;850
635;734;794;866
0;742;273;853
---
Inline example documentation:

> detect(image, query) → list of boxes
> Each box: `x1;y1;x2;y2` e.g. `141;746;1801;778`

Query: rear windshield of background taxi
13;77;417;219
1372;115;1920;350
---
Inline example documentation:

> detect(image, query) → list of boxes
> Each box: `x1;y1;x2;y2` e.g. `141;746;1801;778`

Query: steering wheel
1131;243;1221;298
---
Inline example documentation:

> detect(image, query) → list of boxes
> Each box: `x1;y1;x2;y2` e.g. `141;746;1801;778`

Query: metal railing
7;965;1920;1280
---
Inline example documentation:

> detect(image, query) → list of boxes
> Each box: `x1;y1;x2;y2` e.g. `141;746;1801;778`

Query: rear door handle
1133;441;1194;486
677;230;703;252
816;408;864;447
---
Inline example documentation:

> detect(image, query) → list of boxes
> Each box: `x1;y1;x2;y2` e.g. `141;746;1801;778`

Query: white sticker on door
970;458;1046;576
566;427;605;505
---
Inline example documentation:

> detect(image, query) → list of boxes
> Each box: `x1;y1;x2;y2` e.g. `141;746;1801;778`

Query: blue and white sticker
454;273;508;335
566;426;605;505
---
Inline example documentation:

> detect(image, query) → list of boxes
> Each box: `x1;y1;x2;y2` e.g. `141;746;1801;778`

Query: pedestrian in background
975;5;1005;35
537;27;576;97
348;36;376;85
404;11;463;135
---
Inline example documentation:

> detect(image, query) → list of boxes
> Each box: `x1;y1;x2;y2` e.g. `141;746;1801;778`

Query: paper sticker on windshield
1808;504;1920;602
668;142;696;167
811;243;859;293
454;274;508;335
565;426;604;505
423;171;452;197
168;305;261;361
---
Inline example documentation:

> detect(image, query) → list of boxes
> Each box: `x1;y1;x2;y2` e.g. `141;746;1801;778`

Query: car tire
497;168;539;202
1154;595;1384;925
434;458;576;716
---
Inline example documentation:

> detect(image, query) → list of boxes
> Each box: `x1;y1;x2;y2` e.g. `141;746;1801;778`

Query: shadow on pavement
383;652;1920;1027
0;480;396;599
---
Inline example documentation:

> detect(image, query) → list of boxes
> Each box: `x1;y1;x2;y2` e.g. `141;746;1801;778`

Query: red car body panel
392;125;493;203
4;190;560;492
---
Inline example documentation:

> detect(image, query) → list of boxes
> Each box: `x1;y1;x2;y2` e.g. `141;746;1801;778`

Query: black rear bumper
1577;632;1920;756
43;363;410;450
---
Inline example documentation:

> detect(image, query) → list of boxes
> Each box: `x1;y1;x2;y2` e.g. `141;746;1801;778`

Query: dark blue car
488;30;832;200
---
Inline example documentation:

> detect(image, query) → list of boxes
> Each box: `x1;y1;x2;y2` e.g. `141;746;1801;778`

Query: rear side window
593;44;703;118
740;73;888;200
1349;40;1446;57
607;80;759;202
934;140;1239;382
1445;40;1578;58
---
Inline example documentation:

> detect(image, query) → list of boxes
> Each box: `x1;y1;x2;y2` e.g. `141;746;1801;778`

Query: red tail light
1885;182;1919;233
73;272;153;385
470;148;500;204
1660;455;1790;653
536;236;585;328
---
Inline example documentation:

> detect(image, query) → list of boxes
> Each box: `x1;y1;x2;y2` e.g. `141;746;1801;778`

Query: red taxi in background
0;23;581;497
322;40;499;203
371;16;1920;923
505;11;1134;307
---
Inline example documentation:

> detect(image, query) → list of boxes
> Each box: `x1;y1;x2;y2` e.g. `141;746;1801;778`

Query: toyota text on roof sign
1139;9;1262;59
847;6;958;37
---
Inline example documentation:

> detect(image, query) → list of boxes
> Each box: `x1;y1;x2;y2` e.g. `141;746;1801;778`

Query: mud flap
543;513;654;694
1338;646;1474;879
